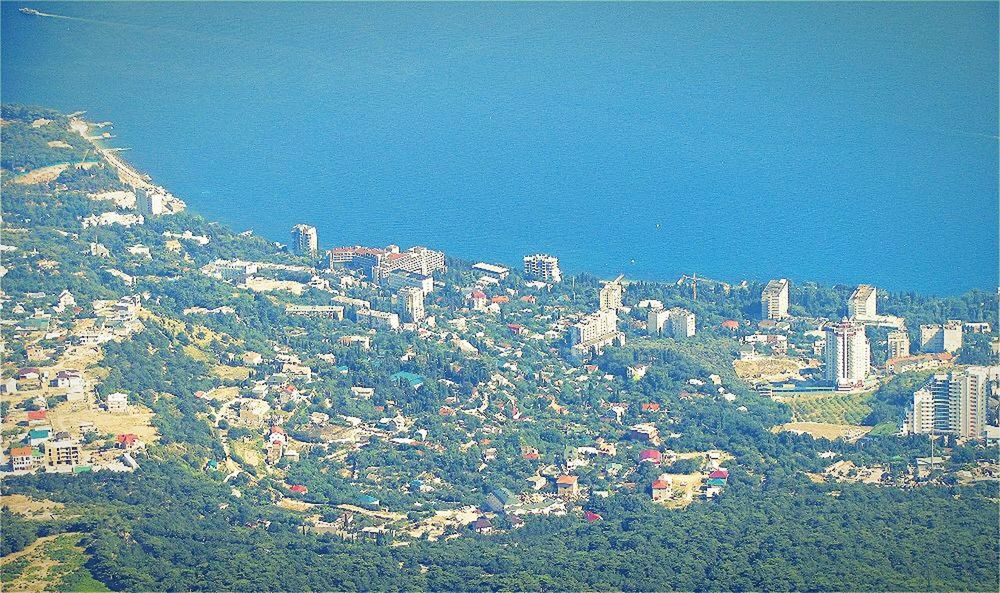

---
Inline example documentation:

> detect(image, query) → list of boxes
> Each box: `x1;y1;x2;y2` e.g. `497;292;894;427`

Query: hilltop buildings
330;245;445;281
761;279;789;320
905;367;991;440
523;254;562;283
848;285;877;320
920;321;963;353
291;224;318;257
472;262;509;281
824;320;871;390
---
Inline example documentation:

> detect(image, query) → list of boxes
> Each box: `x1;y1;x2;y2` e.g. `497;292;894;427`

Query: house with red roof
468;290;489;311
583;510;603;522
708;469;730;481
651;476;674;502
115;434;141;450
289;484;308;494
721;320;740;331
638;449;662;464
640;402;661;413
26;410;47;424
17;368;41;381
556;475;579;498
492;295;509;304
9;446;36;471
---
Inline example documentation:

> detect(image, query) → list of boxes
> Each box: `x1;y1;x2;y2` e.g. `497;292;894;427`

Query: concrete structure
135;187;165;217
44;439;84;470
760;279;789;320
290;224;318;257
523;254;562;283
920;321;963;353
647;308;669;336
106;392;129;413
599;276;624;311
472;262;510;281
285;304;345;319
646;307;695;339
667;308;696;339
356;309;400;331
570;310;625;357
399;287;425;323
906;367;991;440
848;284;877;320
216;260;258;283
386;269;434;295
9;446;36;471
824;320;871;390
887;330;910;361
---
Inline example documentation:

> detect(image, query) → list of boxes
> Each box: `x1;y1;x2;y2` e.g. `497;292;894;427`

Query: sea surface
3;2;997;295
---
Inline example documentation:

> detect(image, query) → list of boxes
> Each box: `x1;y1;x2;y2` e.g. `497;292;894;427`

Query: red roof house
638;449;662;464
708;469;730;480
26;410;47;422
584;510;603;522
289;484;308;494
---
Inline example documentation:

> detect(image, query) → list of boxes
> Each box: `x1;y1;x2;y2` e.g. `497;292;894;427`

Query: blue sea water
3;2;997;295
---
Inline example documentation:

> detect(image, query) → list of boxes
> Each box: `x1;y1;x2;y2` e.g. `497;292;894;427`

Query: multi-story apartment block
135;187;165;217
44;439;84;470
399;287;425;323
848;284;877;320
599;276;624;311
472;262;510;281
760;279;789;320
647;308;669;335
386;269;434;295
906;367;991;440
290;224;318;257
570;310;624;356
824;320;871;390
919;320;963;353
523;254;562;283
356;309;400;331
667;308;696;339
886;330;910;361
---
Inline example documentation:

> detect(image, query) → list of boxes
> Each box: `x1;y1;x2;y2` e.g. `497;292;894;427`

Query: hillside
0;105;997;592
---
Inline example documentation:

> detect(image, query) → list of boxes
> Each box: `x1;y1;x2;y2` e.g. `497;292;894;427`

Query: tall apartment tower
523;254;562;283
848;285;877;320
919;321;963;353
290;224;318;257
824;320;871;390
760;279;789;320
647;308;669;335
886;330;910;360
135;187;164;217
907;367;989;439
599;276;624;311
399;287;425;323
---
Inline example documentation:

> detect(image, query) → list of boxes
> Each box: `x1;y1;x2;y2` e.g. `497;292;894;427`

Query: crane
676;274;731;300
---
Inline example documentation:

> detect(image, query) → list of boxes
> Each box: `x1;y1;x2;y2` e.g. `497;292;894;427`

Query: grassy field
212;364;251;381
0;495;66;520
776;422;872;441
0;533;110;592
781;390;874;425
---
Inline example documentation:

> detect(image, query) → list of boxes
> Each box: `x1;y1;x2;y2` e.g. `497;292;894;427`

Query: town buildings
399;287;425;323
919;321;963;353
106;392;129;413
848;284;876;320
472;262;509;281
330;245;445;280
569;310;625;357
290;224;319;257
824;320;871;390
387;270;434;295
44;439;85;471
523;254;562;283
905;367;991;440
599;276;624;311
135;187;165;217
760;279;789;320
285;304;345;319
357;309;400;331
646;307;695;339
887;330;910;360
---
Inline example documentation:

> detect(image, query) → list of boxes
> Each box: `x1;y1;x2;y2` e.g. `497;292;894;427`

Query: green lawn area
0;533;111;592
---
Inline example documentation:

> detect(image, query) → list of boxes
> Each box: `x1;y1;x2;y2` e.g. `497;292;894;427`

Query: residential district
2;107;998;552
